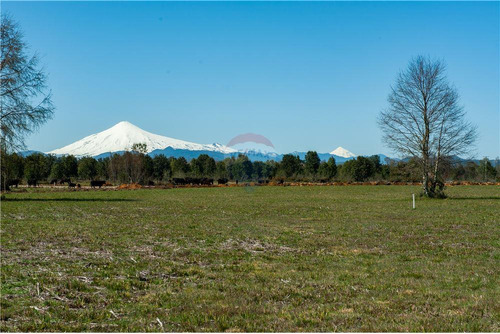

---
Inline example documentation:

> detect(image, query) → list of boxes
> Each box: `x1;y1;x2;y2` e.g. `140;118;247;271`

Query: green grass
1;185;499;332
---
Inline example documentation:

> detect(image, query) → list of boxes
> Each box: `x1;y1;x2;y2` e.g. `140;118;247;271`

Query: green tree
143;155;154;181
41;154;56;180
224;157;235;180
152;155;170;181
387;158;420;182
452;164;466;181
305;151;320;177
369;155;382;175
1;151;24;190
341;156;375;181
215;160;228;179
190;154;216;178
230;155;253;181
252;161;265;180
199;155;216;178
280;154;302;179
171;157;190;177
464;161;479;181
231;162;244;181
24;153;45;184
318;157;337;180
78;157;98;180
50;160;64;180
262;161;277;180
478;158;496;181
96;158;109;180
190;158;204;177
61;155;78;179
242;160;253;180
231;159;244;181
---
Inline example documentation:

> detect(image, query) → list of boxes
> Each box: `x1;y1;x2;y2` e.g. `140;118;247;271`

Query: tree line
0;14;490;198
0;15;490;198
1;149;498;190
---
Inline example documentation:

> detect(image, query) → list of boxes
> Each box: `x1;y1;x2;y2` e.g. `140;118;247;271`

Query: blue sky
4;1;499;158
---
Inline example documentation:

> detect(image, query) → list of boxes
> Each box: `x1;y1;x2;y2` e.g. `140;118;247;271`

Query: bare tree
379;56;477;197
0;15;54;152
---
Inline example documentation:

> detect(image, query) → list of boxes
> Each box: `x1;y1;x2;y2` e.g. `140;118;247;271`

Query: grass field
1;185;499;332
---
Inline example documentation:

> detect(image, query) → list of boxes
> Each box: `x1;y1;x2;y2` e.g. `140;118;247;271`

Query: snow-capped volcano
47;121;237;157
330;146;356;158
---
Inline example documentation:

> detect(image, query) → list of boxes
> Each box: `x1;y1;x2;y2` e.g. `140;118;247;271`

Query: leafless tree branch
0;14;54;152
378;56;477;197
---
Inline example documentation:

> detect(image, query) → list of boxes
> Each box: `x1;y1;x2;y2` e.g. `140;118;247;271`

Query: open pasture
1;185;499;331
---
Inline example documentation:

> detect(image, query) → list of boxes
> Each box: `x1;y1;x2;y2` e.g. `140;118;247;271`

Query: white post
412;193;415;209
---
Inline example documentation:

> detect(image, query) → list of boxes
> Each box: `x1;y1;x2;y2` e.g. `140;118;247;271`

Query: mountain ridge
37;121;392;163
47;121;237;157
330;147;356;158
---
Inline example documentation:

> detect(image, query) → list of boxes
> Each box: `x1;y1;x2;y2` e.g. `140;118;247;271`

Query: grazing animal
59;178;71;185
201;178;213;185
217;178;228;185
68;182;76;188
172;178;187;185
190;178;202;185
8;179;20;188
90;180;106;188
27;179;38;187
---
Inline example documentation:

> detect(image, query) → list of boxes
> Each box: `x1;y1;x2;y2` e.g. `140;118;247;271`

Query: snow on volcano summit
47;121;237;157
330;146;356;158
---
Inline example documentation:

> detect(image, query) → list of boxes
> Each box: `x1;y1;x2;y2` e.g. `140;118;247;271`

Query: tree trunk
422;154;431;197
422;113;432;197
430;155;444;197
